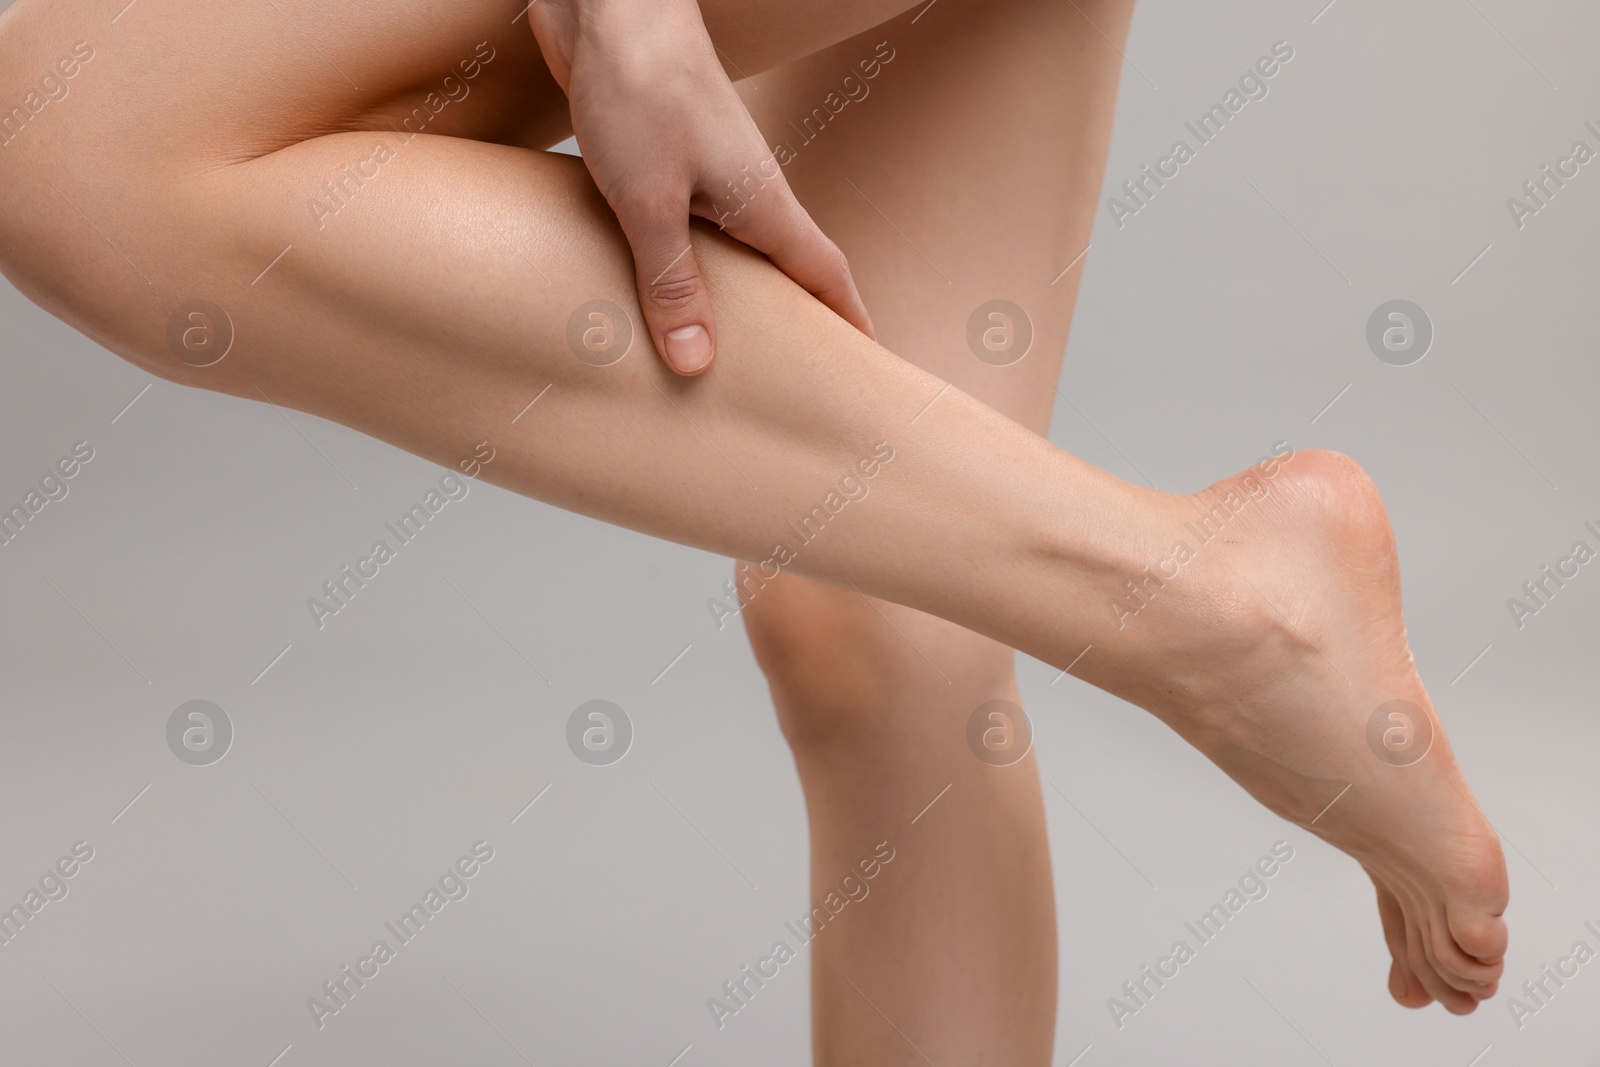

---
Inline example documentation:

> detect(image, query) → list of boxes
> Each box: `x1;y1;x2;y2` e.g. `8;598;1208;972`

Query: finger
710;182;875;341
618;207;717;376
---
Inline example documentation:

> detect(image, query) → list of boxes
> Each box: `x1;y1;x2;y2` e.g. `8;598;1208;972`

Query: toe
1389;957;1433;1008
1445;938;1503;1002
1404;913;1479;1014
1373;875;1432;1008
1437;822;1510;990
1449;901;1510;966
1442;792;1511;965
1427;901;1505;994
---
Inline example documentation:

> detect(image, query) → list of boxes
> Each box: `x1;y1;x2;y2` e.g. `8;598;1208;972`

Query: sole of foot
1123;449;1510;1013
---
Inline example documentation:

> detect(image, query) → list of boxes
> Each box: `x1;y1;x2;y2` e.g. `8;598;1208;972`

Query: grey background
1;0;1596;1063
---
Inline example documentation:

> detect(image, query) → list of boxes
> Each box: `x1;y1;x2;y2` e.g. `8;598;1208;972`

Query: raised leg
735;0;1132;1060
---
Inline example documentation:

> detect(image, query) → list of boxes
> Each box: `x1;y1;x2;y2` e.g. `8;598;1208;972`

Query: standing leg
736;0;1132;1061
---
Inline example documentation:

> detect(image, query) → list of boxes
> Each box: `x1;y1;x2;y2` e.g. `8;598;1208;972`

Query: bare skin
0;0;1508;1045
527;0;878;373
731;0;1136;1055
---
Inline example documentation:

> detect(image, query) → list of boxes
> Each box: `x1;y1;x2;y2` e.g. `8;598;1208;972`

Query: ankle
1069;467;1318;727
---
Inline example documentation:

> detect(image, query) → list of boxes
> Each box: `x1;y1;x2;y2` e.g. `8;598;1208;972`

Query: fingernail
664;324;712;374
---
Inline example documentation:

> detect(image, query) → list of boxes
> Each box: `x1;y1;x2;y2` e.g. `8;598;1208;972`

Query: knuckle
646;273;703;312
810;241;855;296
820;242;853;283
791;215;847;273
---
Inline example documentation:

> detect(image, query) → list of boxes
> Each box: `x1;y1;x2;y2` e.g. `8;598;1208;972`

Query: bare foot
1096;449;1509;1013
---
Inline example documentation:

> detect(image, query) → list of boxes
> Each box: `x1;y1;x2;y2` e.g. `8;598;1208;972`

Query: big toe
1440;819;1511;969
1424;898;1504;997
1452;905;1509;966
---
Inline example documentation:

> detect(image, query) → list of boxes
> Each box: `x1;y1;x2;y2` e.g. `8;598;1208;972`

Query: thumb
622;215;717;376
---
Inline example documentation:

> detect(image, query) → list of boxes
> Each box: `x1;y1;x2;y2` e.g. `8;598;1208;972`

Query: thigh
741;0;1135;433
0;0;939;170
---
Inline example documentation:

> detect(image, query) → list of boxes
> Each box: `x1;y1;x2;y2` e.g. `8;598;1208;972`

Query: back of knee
742;578;887;748
740;573;1012;753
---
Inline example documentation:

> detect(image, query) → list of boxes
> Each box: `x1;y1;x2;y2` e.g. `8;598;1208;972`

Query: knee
741;571;1014;754
0;31;120;312
0;138;179;385
0;37;224;386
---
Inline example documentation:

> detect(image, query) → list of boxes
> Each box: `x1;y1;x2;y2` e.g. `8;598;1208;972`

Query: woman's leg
0;0;1508;1018
734;0;1130;1060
